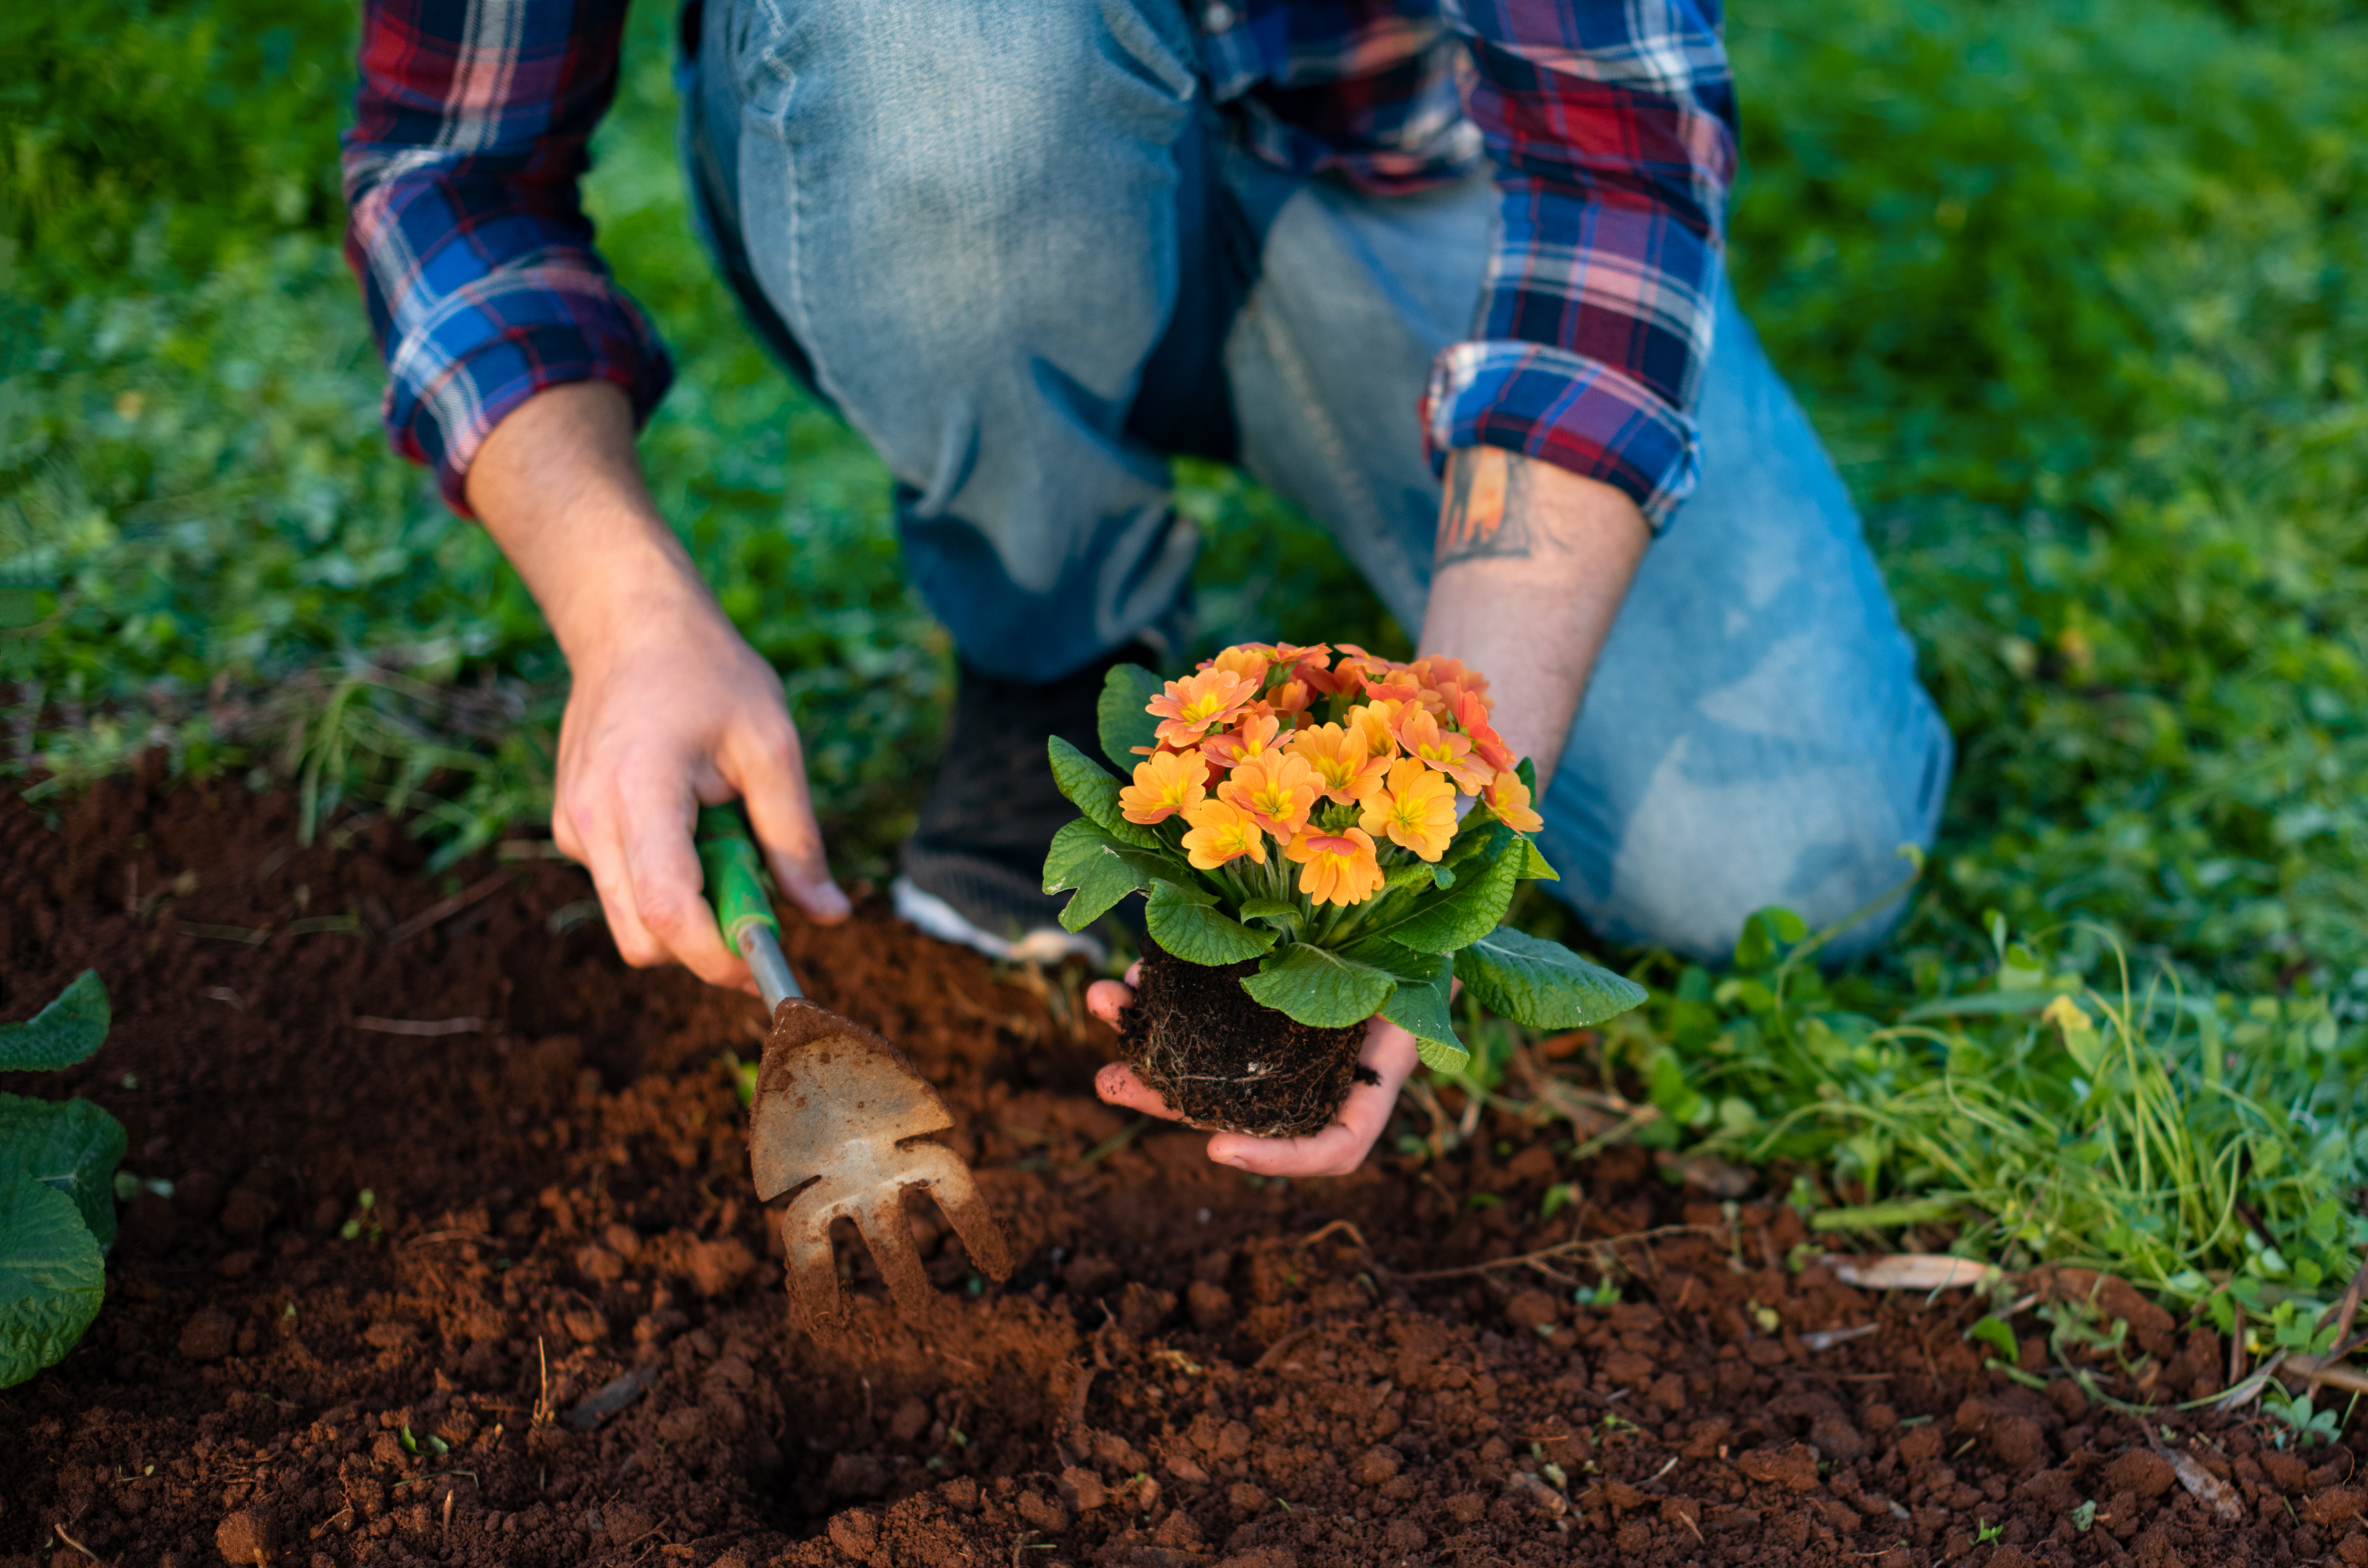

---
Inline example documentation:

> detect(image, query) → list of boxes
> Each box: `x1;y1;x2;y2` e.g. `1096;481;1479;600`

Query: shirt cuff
1422;340;1701;530
382;263;673;516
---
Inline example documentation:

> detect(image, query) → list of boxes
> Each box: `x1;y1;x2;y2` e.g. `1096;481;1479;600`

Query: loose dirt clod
0;772;2344;1568
1119;945;1364;1136
213;1505;277;1564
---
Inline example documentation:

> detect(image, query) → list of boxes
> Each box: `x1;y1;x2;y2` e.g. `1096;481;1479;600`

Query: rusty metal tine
860;1202;943;1319
901;1145;1015;1281
780;1211;847;1336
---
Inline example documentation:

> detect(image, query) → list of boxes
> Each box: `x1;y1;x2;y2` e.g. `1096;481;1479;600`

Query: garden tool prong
698;806;1013;1335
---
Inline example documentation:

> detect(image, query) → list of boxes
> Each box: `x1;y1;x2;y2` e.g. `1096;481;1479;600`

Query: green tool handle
695;804;800;1008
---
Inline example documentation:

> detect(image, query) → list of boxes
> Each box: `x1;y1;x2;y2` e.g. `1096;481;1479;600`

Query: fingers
1094;1061;1187;1123
614;760;753;990
1085;978;1134;1027
1204;1013;1422;1178
726;715;851;924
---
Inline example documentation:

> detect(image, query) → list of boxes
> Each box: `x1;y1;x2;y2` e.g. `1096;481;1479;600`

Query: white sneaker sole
890;876;1107;966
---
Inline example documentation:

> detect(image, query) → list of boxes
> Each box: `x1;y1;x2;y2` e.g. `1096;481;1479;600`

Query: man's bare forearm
1418;448;1649;792
466;381;720;673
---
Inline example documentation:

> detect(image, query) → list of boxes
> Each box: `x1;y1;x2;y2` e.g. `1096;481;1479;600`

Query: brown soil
1;763;2353;1568
1119;945;1366;1138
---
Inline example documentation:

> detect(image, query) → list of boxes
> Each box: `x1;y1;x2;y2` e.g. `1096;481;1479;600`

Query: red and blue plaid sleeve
342;0;671;516
1421;0;1737;527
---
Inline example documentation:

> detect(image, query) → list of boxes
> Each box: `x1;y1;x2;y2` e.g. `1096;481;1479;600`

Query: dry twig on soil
1380;1223;1721;1284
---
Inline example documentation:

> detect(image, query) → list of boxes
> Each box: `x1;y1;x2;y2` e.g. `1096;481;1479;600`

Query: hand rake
697;806;1013;1335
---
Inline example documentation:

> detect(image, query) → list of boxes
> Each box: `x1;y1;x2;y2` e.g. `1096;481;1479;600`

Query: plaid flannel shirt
345;0;1735;525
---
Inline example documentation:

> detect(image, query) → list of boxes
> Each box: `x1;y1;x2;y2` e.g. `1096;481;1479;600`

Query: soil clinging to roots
1119;943;1366;1137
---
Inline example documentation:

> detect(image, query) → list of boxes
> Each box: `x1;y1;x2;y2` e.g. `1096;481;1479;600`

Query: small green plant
0;971;123;1388
2262;1385;2344;1449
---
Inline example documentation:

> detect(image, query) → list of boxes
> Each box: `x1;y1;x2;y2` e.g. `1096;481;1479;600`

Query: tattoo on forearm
1435;448;1533;566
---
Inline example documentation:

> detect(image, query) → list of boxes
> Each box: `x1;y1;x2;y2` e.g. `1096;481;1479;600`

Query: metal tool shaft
736;922;801;1011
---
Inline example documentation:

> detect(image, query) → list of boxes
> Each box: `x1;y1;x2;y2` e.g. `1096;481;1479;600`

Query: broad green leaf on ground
1146;882;1275;965
0;971;110;1073
1243;943;1397;1029
0;1095;128;1246
1047;738;1160;848
1377;952;1467;1074
1098;664;1166;771
1383;843;1523;953
0;1178;106;1390
1455;928;1649;1029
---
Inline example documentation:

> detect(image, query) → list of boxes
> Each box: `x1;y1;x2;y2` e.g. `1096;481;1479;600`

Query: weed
2261;1385;2345;1449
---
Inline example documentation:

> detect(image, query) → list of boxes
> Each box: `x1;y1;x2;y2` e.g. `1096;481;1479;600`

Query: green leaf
1966;1316;2020;1364
1048;737;1161;849
1237;898;1305;936
1386;842;1523;953
0;971;109;1073
1378;952;1467;1073
1043;819;1155;930
0;1095;127;1246
1454;928;1648;1029
1146;882;1275;965
1042;817;1109;893
1107;841;1200;888
1517;838;1559;882
1241;943;1397;1029
1098;663;1166;772
1065;851;1153;934
0;1178;106;1389
1049;736;1125;830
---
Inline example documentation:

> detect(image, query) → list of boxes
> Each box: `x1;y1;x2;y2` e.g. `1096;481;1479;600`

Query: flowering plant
1042;643;1644;1074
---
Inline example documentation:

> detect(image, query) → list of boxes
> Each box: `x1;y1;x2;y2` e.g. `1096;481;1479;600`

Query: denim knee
1537;696;1953;967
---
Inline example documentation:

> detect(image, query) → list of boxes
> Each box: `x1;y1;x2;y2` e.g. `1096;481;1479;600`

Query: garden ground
7;0;2368;1557
3;771;2361;1568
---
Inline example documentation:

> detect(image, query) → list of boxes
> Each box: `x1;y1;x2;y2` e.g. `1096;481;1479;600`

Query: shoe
896;646;1153;964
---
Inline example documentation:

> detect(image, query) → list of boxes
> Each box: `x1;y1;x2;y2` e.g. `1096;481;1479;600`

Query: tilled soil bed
3;770;2359;1568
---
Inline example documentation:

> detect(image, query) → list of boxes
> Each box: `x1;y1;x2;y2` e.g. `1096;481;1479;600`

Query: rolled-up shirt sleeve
342;0;672;516
1424;0;1737;528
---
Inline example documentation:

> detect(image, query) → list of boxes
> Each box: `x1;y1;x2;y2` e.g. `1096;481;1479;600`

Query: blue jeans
681;0;1954;963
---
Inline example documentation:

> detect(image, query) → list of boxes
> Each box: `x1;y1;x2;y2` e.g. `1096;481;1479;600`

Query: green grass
5;0;2367;1325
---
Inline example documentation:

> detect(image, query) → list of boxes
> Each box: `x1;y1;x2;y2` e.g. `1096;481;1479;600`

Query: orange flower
1202;644;1272;686
1452;689;1518;774
1217;751;1323;841
1285;826;1386;907
1147;668;1254;748
1362;663;1447;715
1180;798;1267;870
1485;769;1545;833
1269;676;1315;718
1200;709;1281;771
1287;721;1389;805
1413;656;1491;709
1346;700;1403;764
1359;757;1459;862
1397;705;1493;793
1117;749;1208;825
